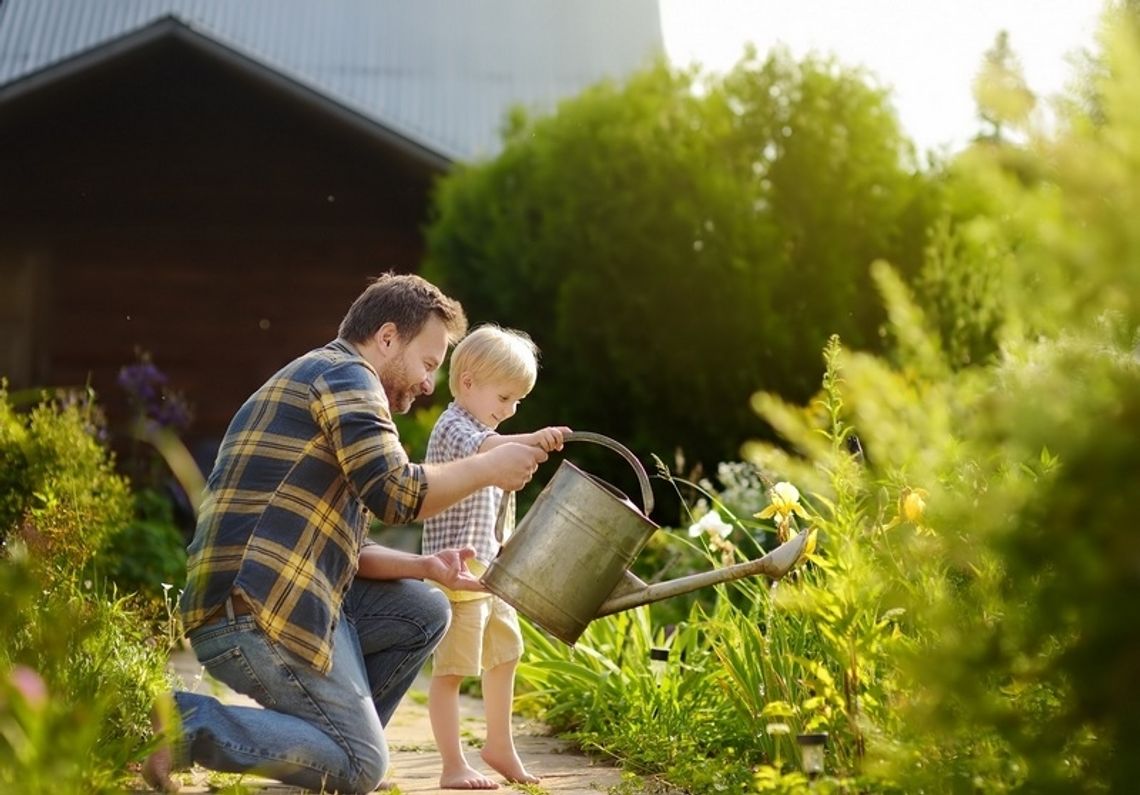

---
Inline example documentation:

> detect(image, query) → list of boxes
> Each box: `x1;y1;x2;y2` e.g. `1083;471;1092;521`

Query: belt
224;594;255;620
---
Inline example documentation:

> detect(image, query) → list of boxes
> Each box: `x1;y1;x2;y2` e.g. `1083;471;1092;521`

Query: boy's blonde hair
448;324;539;396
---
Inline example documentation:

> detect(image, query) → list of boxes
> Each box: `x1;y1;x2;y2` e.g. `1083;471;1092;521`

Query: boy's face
458;375;528;430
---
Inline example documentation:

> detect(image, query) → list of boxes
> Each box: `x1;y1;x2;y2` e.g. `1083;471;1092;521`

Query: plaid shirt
421;403;511;565
180;339;428;674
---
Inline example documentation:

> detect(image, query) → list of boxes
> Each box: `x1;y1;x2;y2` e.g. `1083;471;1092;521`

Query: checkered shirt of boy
421;402;515;564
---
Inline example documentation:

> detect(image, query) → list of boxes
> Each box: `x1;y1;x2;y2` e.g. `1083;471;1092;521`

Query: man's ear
374;322;400;352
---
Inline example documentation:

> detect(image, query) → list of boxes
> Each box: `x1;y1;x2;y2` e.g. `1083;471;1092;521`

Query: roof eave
0;14;454;171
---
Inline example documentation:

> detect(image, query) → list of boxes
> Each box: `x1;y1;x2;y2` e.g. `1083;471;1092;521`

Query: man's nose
421;376;435;395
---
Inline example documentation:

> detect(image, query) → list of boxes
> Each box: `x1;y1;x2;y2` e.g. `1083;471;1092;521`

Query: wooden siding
0;35;440;455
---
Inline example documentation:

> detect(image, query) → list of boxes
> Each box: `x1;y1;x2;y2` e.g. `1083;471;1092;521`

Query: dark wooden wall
0;34;442;463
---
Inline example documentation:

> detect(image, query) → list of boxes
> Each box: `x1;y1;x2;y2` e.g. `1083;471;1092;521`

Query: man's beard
378;355;419;415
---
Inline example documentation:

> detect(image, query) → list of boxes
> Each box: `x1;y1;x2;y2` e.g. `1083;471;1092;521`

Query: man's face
377;315;449;414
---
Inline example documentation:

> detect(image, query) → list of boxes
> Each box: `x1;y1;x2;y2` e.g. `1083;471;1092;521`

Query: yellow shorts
432;596;523;678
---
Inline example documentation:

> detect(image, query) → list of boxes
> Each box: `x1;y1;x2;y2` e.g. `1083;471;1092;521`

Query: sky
658;0;1106;155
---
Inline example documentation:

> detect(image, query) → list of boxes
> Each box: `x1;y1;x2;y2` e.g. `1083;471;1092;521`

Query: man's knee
348;751;387;794
334;723;388;794
420;582;452;644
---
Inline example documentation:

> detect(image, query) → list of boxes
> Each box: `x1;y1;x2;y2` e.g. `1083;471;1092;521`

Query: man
144;273;551;793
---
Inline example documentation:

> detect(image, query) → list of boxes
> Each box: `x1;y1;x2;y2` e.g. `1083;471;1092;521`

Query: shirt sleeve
310;361;428;525
427;409;494;463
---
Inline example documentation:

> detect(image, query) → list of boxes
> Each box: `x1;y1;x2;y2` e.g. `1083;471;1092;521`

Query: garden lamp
796;732;828;779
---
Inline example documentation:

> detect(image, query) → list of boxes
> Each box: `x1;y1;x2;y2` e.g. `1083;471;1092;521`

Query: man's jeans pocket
197;637;279;709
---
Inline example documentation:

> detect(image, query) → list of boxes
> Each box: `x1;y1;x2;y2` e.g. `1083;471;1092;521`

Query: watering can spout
481;431;813;646
596;530;811;617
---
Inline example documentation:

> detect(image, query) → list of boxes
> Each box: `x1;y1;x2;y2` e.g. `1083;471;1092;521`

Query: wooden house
0;0;661;459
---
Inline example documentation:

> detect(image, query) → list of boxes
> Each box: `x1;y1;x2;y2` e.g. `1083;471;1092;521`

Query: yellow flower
801;528;818;561
901;488;928;523
755;481;809;524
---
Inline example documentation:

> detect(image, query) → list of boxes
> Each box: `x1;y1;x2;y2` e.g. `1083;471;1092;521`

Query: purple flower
117;353;192;432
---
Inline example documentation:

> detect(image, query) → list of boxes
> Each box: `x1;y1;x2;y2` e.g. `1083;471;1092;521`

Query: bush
96;487;188;602
1;386;177;791
0;551;173;793
0;386;132;576
423;50;935;499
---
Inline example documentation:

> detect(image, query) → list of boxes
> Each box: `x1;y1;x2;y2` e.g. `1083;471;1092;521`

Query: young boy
422;324;569;790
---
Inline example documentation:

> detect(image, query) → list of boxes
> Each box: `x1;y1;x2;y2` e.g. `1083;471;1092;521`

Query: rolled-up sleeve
310;363;428;525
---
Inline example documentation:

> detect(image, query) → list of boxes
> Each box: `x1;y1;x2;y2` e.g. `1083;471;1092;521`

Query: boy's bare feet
480;747;540;785
439;761;499;789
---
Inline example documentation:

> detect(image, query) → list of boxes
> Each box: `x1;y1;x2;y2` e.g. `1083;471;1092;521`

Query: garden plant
3;5;1139;794
513;7;1140;792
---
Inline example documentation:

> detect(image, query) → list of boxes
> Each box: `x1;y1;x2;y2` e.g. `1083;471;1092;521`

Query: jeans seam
364;614;437;699
260;631;371;781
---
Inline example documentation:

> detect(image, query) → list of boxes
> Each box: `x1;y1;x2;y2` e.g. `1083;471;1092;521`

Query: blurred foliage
1;386;179;791
423;49;936;510
0;547;173;793
96;487;187;602
972;31;1036;145
393;402;445;463
0;385;133;576
514;8;1140;793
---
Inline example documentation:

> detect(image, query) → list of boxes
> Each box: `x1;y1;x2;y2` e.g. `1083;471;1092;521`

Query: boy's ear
459;371;474;391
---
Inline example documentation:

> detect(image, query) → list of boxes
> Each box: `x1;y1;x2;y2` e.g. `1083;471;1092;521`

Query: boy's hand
425;547;486;592
529;426;572;452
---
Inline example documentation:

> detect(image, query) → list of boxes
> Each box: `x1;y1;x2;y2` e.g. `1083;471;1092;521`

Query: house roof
0;0;663;165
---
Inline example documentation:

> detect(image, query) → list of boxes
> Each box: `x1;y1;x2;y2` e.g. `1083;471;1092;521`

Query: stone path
128;650;631;795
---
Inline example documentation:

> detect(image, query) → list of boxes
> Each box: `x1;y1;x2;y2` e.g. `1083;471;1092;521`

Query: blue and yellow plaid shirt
180;339;428;673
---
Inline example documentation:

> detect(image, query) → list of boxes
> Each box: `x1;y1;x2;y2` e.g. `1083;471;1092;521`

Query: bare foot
141;744;179;793
439;762;500;790
480;747;540;785
142;701;180;793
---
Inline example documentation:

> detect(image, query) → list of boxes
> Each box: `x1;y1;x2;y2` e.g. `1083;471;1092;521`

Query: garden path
127;649;635;795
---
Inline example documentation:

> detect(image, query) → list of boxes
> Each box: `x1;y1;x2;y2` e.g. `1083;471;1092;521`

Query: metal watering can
481;431;810;645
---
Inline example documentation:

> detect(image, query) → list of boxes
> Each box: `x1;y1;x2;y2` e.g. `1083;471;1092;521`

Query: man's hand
425;547;486;592
484;442;548;491
526;426;572;453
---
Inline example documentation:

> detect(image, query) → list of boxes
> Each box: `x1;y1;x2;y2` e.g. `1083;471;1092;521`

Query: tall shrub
0;388;131;575
424;50;934;492
1;389;173;792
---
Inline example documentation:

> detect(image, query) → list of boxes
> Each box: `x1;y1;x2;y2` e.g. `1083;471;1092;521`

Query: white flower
688;509;734;539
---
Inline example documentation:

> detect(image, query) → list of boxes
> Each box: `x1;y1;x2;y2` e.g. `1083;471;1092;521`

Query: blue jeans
173;578;450;793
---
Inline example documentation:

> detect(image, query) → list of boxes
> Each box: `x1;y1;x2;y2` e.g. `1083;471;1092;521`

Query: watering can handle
492;431;655;546
562;431;654;516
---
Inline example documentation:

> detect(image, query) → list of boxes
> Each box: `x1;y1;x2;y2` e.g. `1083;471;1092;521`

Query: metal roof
0;0;663;164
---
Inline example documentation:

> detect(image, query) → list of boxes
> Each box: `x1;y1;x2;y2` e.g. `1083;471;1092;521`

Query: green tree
1066;0;1140;126
973;31;1036;144
424;51;933;495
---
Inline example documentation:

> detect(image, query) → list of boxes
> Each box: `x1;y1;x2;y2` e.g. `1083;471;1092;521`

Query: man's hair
338;272;467;345
448;324;539;396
